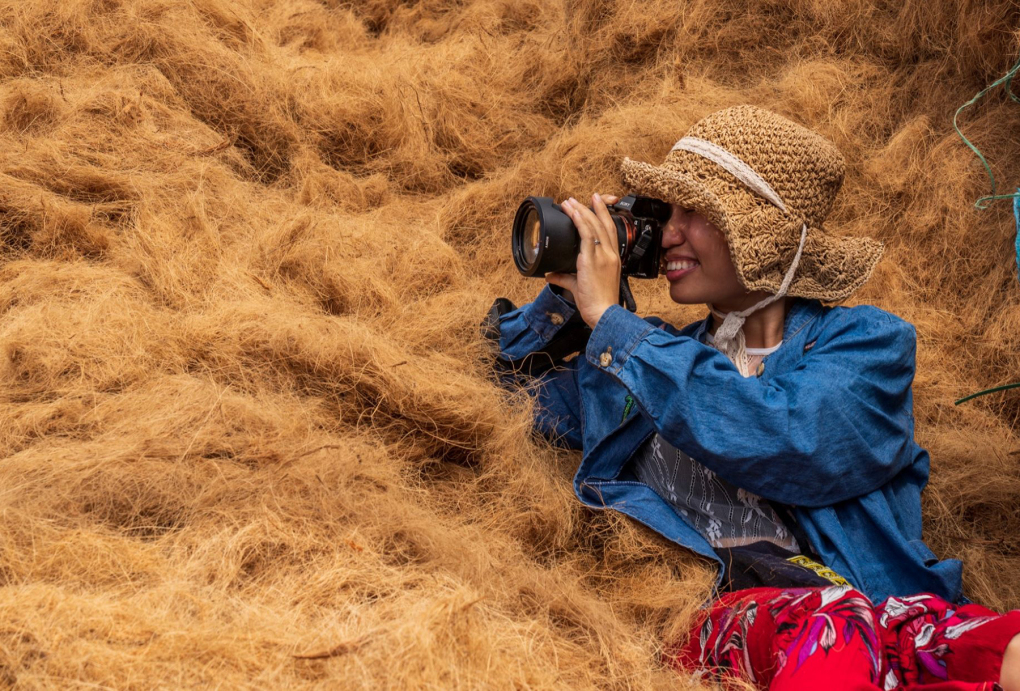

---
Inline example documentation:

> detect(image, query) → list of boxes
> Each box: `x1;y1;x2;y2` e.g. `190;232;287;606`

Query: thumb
545;272;577;292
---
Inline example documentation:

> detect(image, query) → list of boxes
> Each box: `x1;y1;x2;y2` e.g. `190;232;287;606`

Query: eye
672;207;694;222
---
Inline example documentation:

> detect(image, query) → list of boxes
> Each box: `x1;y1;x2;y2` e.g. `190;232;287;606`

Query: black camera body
511;194;672;280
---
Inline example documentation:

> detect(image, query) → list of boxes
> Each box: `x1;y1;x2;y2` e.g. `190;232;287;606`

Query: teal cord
951;58;1020;405
954;382;1020;405
952;55;1020;209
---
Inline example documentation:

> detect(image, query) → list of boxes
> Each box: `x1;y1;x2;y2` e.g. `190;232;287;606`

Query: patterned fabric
631;432;799;550
629;328;797;550
671;586;1020;690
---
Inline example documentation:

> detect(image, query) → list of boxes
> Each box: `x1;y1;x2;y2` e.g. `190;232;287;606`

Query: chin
667;284;711;306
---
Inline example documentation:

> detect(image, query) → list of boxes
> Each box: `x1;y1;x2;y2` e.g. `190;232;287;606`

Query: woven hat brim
620;157;883;301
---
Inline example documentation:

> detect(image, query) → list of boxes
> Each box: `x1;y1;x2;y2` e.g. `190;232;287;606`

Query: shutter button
548;312;564;325
756;362;765;377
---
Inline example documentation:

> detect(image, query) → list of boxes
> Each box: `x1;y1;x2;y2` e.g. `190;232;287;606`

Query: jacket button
599;351;612;368
548;312;564;325
756;362;765;377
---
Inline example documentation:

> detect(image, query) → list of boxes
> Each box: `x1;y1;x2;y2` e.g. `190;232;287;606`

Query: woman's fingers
591;193;617;250
562;194;622;257
562;198;597;254
553;194;624;327
572;194;615;255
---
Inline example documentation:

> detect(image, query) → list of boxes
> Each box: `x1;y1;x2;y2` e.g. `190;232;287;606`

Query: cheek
695;229;736;278
710;243;739;282
696;230;745;296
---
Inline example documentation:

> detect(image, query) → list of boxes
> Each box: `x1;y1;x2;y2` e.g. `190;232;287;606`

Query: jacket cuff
521;284;581;342
585;304;655;375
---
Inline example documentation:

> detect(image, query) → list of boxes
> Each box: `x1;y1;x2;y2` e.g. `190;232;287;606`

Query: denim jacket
494;284;964;605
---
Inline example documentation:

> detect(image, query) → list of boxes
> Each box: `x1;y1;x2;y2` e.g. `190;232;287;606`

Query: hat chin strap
671;136;808;375
711;224;807;375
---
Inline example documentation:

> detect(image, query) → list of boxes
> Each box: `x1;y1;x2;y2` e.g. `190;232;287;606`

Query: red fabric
669;586;1020;690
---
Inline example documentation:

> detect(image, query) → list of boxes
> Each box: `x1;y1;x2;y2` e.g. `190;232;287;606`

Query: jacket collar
693;298;823;348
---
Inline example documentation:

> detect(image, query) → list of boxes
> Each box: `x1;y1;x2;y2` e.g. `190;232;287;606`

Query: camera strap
619;276;637;312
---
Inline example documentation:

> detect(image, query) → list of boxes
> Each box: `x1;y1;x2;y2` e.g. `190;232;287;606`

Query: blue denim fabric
495;284;964;604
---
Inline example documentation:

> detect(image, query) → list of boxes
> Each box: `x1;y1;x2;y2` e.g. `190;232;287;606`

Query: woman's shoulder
810;301;917;352
820;302;914;329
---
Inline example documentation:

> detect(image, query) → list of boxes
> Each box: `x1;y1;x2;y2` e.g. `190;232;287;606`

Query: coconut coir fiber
1;0;1020;687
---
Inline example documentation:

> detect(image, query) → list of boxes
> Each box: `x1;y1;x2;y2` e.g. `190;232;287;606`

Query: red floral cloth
670;586;1020;690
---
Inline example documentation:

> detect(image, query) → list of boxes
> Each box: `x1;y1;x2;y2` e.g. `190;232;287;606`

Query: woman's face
659;205;754;310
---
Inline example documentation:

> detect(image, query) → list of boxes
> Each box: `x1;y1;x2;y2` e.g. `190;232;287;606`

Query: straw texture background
1;0;1019;687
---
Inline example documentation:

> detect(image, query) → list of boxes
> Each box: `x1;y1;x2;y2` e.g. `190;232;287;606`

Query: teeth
666;260;698;271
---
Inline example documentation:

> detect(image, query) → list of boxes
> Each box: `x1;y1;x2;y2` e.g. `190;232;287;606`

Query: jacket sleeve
493;284;590;449
583;303;919;506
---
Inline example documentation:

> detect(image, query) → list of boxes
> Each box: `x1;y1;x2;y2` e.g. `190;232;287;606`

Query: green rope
954;382;1020;406
951;57;1020;406
952;55;1020;209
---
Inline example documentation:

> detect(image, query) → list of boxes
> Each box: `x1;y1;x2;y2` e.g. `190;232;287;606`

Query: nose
661;206;690;248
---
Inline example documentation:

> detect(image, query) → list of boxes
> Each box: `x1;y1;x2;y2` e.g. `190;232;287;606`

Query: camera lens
522;207;541;266
511;195;667;280
513;198;579;276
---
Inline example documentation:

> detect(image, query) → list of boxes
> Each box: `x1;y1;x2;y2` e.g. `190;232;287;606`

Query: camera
511;194;672;280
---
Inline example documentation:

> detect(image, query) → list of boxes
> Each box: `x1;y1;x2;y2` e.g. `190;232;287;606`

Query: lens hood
512;197;579;277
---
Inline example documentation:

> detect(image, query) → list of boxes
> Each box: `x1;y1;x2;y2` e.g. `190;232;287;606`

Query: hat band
671;136;787;212
668;135;807;302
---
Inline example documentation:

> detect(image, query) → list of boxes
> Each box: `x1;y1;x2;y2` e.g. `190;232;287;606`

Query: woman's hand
545;193;621;329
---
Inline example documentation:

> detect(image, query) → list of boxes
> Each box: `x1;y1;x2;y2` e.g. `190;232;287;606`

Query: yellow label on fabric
786;555;851;586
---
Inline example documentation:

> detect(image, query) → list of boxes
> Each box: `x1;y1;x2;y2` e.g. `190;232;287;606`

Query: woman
491;106;1020;689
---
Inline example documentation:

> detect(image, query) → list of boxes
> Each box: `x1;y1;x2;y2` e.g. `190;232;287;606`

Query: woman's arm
490;192;625;450
584;302;921;507
491;284;589;449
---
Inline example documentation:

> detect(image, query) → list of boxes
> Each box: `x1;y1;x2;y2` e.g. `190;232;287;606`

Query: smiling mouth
665;259;698;271
661;257;699;281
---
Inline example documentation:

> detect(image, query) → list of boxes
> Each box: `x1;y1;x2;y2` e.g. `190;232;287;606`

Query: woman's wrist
585;304;612;329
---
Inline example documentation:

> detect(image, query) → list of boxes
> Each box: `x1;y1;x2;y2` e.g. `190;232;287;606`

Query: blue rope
1015;190;1020;279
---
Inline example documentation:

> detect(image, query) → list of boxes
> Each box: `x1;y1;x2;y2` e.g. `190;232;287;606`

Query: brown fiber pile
1;0;1019;687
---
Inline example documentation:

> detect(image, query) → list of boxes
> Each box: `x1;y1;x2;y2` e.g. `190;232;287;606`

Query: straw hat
620;105;883;303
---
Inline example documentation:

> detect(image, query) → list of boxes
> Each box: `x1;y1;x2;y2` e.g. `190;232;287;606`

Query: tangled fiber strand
0;0;1019;687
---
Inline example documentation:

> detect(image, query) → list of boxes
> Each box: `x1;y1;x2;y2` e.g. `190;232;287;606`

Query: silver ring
593;239;601;246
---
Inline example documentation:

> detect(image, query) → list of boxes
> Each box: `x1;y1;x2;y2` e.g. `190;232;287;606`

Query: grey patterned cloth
631;432;799;551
